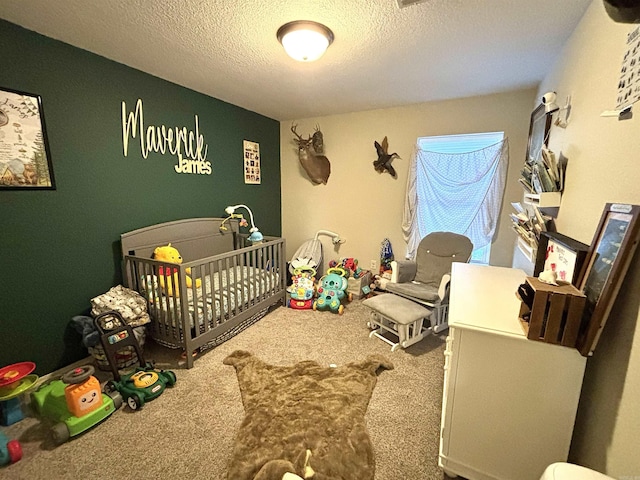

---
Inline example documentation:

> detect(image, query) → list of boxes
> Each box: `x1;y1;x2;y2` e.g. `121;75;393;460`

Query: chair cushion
363;293;431;325
414;232;473;287
385;282;440;303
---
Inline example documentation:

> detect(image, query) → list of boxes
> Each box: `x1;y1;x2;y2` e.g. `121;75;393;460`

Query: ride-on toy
95;311;176;411
31;364;122;445
288;266;317;310
313;267;353;314
0;431;22;465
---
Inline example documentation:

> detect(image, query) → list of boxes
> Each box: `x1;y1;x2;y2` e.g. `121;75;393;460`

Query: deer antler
291;123;311;146
291;123;301;139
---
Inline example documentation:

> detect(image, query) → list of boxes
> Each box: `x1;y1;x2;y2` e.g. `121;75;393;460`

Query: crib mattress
142;265;277;330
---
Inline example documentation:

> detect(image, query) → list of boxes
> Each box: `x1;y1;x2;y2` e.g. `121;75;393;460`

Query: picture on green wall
0;87;55;190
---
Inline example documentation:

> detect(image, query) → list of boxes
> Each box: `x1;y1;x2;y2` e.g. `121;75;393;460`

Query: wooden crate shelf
517;276;586;348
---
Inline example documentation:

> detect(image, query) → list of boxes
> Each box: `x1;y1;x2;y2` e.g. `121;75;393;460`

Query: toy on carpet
153;243;201;296
95;311;176;411
313;267;352;315
372;272;392;291
0;431;22;466
328;257;366;279
360;282;375;299
0;362;39;426
287;266;317;310
379;238;394;275
31;364;122;445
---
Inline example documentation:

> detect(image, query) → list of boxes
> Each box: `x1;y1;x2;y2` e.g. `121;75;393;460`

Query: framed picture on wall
0;86;55;190
243;139;261;185
577;203;640;356
525;103;552;165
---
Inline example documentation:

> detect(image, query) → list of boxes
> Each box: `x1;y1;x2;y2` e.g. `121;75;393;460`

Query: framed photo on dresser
576;203;640;356
534;231;589;286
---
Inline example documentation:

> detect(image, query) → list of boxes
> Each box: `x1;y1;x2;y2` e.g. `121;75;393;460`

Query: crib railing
123;237;286;360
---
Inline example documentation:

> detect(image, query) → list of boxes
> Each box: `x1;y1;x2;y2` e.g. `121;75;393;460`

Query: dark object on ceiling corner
604;0;640;23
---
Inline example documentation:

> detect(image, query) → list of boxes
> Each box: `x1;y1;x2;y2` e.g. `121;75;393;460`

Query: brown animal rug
223;350;394;480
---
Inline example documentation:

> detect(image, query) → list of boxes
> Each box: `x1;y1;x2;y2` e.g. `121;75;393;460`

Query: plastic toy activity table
0;362;39;426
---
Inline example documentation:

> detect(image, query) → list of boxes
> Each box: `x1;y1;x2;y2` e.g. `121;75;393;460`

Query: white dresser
439;263;587;480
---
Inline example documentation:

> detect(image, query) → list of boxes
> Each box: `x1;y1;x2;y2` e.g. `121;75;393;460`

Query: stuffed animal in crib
153;244;201;296
313;267;352;315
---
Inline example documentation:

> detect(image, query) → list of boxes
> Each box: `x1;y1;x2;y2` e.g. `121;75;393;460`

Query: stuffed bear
153;243;201;296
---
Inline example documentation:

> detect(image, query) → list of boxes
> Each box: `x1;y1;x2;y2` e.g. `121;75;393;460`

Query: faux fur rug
223;350;394;480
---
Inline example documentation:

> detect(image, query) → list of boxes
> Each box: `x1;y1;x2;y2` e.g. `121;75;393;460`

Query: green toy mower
31;364;122;445
95;311;177;411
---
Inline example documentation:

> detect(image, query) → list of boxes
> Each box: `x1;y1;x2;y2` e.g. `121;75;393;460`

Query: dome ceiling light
276;20;334;62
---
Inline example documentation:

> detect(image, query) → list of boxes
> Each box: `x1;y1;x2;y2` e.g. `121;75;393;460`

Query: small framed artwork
0;86;55;189
576;203;640;356
243;140;261;185
525;103;552;165
534;231;589;286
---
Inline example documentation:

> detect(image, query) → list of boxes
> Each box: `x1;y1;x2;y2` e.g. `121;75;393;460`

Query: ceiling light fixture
277;20;334;62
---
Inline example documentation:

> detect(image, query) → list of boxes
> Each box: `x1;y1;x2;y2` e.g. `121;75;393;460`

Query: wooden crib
121;217;286;368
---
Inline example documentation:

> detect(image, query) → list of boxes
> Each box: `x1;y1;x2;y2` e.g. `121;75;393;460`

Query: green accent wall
0;20;281;375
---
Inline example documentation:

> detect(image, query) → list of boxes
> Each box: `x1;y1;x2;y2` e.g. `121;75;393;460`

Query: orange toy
63;369;103;417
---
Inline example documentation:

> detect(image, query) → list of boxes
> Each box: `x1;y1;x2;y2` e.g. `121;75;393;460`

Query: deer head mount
291;123;331;185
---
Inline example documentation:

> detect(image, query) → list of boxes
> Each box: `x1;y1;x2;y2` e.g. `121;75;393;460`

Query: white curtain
402;139;509;259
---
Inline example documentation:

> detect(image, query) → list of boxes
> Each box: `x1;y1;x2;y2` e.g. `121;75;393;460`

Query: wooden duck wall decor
373;136;400;178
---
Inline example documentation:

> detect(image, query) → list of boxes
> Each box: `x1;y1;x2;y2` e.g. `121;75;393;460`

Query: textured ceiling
0;0;592;121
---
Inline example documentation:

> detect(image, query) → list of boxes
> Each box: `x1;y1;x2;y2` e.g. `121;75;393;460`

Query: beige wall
280;88;536;274
281;1;640;475
539;1;640;476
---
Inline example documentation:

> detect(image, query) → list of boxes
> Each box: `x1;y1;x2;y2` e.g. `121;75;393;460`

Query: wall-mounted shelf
517;236;536;262
523;191;562;208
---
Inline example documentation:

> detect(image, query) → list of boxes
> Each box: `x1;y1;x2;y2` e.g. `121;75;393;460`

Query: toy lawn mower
94;311;176;411
31;364;122;445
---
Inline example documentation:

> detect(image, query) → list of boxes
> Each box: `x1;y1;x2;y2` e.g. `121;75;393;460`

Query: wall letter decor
121;99;211;175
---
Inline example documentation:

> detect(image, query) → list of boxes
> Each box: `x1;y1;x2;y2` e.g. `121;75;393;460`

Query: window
418;132;505;154
410;131;507;265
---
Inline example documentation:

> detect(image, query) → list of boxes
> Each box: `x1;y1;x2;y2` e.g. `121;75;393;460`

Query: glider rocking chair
363;232;473;351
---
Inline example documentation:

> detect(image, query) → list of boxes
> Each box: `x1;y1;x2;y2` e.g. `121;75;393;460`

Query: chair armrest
390;260;417;283
438;273;451;302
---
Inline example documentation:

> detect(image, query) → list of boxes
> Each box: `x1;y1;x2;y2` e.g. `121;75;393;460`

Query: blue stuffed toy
313;267;352;314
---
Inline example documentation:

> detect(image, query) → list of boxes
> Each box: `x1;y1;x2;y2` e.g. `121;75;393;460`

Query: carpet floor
2;299;450;479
